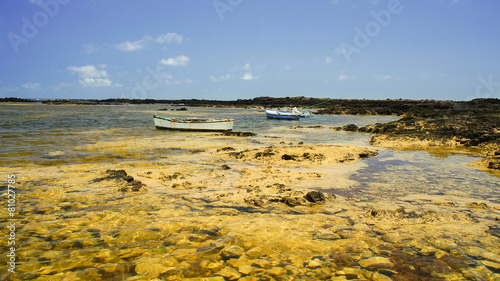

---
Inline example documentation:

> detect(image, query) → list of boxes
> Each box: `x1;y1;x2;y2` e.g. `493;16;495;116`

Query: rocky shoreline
328;98;500;174
10;96;499;173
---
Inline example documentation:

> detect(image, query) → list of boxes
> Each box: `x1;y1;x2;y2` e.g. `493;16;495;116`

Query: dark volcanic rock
222;131;257;137
281;154;296;161
342;124;359;132
94;169;147;192
94;169;128;182
245;190;331;207
217;147;236;152
304;191;326;203
281;196;309;206
487;158;500;170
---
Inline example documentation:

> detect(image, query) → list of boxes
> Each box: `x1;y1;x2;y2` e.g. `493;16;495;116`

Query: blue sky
1;0;499;100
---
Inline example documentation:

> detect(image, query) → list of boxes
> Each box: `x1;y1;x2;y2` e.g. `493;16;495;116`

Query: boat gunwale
153;115;235;123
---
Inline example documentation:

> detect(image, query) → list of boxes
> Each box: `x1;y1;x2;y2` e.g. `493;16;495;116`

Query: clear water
1;103;499;280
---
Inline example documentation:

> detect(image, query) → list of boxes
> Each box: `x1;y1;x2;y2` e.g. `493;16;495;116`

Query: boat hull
265;110;300;120
154;115;234;131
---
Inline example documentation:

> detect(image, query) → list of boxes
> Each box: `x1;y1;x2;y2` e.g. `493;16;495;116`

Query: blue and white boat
265;107;312;120
265;109;301;120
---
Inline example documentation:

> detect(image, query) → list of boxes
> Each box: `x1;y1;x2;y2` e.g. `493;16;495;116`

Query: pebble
238;265;255;275
267;266;287;276
372;272;394;281
216;267;241;280
134;257;172;277
307;258;324;268
226;257;249;268
252;259;272;269
238;277;260;281
97;263;131;278
221;245;244;259
330;276;348;281
245;246;273;259
201;259;224;271
183;278;225;281
358;256;394;268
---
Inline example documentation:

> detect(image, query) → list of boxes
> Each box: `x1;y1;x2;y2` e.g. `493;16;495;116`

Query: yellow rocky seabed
1;137;500;280
369;134;500;178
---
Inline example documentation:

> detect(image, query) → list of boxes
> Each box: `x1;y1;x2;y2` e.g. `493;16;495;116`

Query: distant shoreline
2;96;498;115
2;96;499;172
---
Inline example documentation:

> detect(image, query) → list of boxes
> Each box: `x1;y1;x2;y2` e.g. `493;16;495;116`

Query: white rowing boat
153;115;234;131
265;107;312;120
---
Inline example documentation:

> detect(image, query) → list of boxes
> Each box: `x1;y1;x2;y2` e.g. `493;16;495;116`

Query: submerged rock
93;169;147;192
466;202;490;209
487;158;500;170
245;190;331;207
222;131;257;137
305;191;326;203
217;144;378;166
366;207;477;223
358;256;394;268
216;266;241;280
221;245;244;259
343;124;359;132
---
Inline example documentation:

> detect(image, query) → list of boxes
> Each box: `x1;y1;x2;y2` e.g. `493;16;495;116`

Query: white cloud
242;72;258;80
156;32;183;44
68;65;109;78
243;63;251;70
22;82;41;89
114;36;152;51
80;78;112;87
67;65;115;87
325;57;332;64
160;55;190;66
113;32;183;52
210;74;233;82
